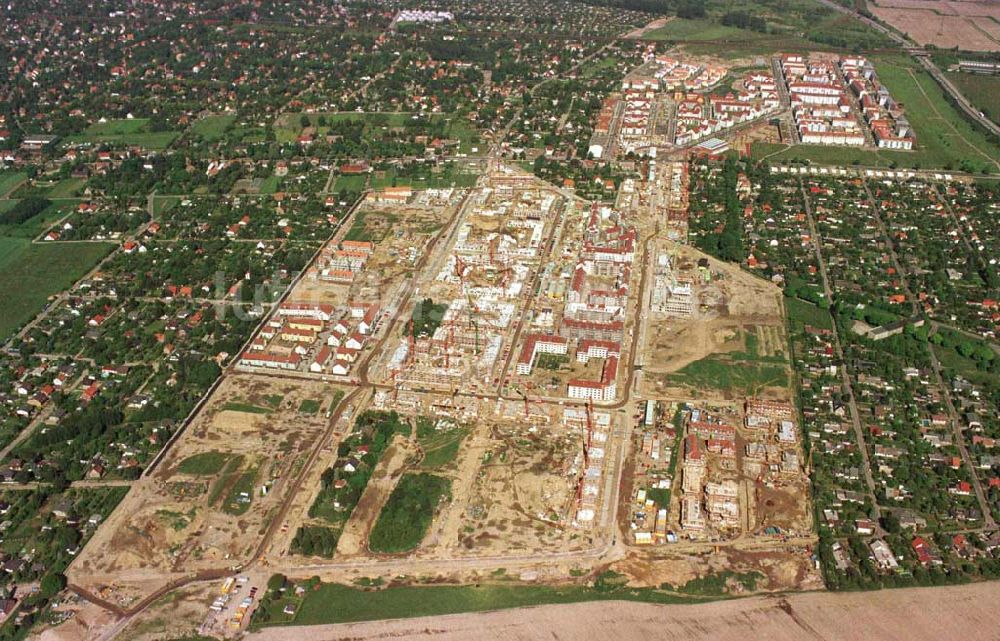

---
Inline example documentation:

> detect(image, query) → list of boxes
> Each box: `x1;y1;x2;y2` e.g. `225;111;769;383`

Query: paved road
799;180;885;536
863;179;996;530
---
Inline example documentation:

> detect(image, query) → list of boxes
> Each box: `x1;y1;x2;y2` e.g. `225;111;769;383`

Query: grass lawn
333;174;368;193
177;451;232;475
417;423;468;470
785;297;833;331
640;18;826;58
298;399;321;414
372;166;477;191
0;239;112;339
207;455;245;505
278;579;704;628
191;114;237;141
221;401;273;414
84;119;149;135
944;72;1000;125
368;473;451;553
47;178;87;198
670;356;787;395
932;344;993;386
276;111;480;153
276;111;421;132
0;173;26;199
370;169;408;190
223;465;259;516
67;121;177;150
152;195;181;215
0;202;71;240
755;56;1000;172
258;175;282;194
343;211;399;242
579;55;621;79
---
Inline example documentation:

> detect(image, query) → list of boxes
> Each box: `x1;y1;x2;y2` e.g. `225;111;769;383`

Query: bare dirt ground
623;16;672;39
611;542;821;591
872;0;1000;20
36;600;117;641
244;580;1000;641
639;247;786;400
456;420;590;555
66;374;346;609
869;1;1000;50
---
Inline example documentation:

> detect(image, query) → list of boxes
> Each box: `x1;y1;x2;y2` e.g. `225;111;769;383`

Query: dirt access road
246;580;1000;641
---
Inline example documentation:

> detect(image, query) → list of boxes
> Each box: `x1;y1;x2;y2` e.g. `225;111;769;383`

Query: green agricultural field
0;202;70;240
944;72;1000;126
368;473;450;553
273;577;705;628
0;173;26;199
642;18;751;41
177;451;232;475
191;114;237;141
0;239;112;339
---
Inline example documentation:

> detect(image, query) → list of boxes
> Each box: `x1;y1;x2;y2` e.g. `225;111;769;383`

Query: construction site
238;188;464;380
360;166;644;409
65;375;351;611
52;162;821;641
367;172;563;396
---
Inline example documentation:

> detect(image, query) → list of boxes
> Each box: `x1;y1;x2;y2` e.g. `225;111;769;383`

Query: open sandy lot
869;0;1000;50
245;580;1000;641
66;374;348;608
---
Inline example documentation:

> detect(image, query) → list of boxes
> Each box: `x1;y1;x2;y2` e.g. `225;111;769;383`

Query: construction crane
572;401;597;513
453;255;468;291
512;382;540;419
405;318;416;366
496;263;514;290
585;399;595;455
465;291;480;355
